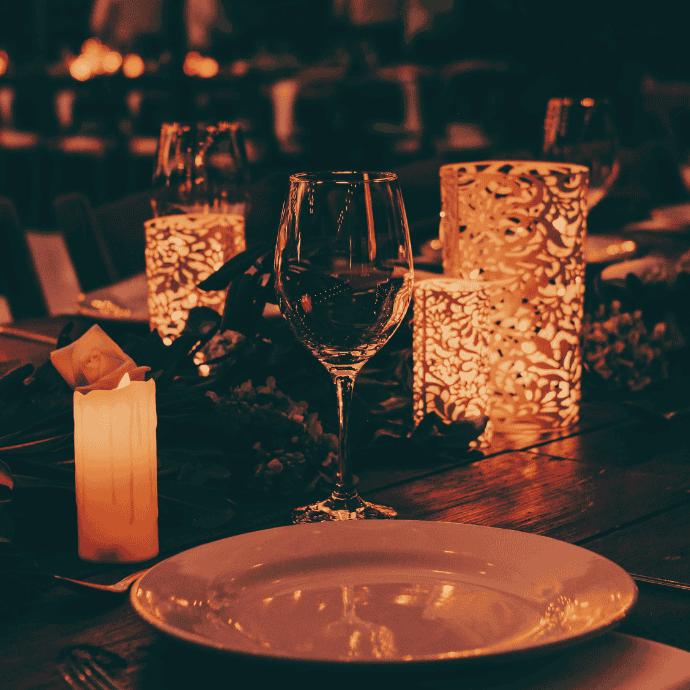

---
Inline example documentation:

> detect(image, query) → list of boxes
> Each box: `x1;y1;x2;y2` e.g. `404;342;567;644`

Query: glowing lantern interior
413;277;493;448
440;160;588;433
144;212;245;340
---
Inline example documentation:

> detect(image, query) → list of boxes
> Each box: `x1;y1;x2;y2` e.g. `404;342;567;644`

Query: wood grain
524;418;690;475
364;451;690;543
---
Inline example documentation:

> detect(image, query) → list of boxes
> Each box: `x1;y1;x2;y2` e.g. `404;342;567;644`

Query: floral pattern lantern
413;277;494;448
146;122;249;342
440;161;588;434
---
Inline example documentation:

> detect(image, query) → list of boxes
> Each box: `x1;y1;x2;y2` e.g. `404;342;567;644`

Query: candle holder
413;277;494;448
146;122;250;342
440;160;588;434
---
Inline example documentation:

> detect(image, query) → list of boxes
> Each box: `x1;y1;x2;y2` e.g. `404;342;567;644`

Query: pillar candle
73;373;158;563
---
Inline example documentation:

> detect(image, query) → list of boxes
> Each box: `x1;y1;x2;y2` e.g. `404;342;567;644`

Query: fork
53;568;150;593
58;647;124;690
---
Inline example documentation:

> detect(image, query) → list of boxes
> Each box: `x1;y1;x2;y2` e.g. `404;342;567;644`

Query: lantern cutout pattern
144;213;245;340
413;277;494;448
146;121;250;341
440;160;588;432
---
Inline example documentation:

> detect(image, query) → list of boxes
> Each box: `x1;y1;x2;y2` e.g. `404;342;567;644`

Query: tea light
413;277;494;448
73;373;158;563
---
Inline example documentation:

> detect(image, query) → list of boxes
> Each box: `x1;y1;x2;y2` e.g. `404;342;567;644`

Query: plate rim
130;521;638;667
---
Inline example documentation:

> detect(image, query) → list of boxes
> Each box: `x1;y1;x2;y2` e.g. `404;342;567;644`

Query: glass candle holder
440;160;588;434
146;122;250;341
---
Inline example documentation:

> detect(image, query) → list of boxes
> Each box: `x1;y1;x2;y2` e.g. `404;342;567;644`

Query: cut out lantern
413;277;494;448
440;160;588;433
146;122;250;340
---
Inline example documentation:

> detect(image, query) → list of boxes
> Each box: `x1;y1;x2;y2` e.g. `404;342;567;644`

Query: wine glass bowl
275;171;414;522
543;97;620;210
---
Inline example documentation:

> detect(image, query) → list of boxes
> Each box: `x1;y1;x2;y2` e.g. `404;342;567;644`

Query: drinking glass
274;172;414;522
145;121;250;341
543;96;620;209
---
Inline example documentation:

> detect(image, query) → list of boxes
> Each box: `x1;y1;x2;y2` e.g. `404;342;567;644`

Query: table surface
1;317;690;690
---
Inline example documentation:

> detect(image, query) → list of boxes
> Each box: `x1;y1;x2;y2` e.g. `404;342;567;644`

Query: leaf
0;461;13;491
158;482;236;528
0;433;73;457
0;409;73;445
409;412;486;450
197;243;272;291
0;362;34;399
221;272;263;335
0;510;14;542
13;475;74;490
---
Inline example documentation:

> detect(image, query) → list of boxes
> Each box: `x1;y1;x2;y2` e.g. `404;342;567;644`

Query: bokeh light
69;56;92;82
184;52;219;78
122;54;145;79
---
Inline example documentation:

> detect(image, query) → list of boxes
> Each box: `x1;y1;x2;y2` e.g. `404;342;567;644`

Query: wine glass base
292;496;397;523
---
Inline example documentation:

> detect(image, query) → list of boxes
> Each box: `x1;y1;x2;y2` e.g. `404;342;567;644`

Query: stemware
274;171;414;522
543;96;620;209
146;121;250;341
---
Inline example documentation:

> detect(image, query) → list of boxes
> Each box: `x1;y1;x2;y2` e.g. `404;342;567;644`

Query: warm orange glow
184;51;219;78
123;54;145;78
68;38;125;80
69;56;92;81
145;213;246;339
0;50;8;76
102;50;122;74
183;51;201;76
73;374;158;563
198;57;219;78
413;277;493;448
82;37;101;55
231;59;250;76
580;97;595;107
441;160;587;432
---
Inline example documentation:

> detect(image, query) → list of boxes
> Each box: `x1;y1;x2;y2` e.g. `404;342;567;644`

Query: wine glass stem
333;374;357;498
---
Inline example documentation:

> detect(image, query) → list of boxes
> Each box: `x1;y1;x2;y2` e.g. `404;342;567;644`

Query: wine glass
543;97;620;210
147;122;250;341
274;171;414;522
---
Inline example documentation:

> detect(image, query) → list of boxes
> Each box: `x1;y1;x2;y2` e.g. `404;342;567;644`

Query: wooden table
2;328;690;689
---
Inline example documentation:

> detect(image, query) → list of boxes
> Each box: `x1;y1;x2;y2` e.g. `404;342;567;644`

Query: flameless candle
73;373;158;563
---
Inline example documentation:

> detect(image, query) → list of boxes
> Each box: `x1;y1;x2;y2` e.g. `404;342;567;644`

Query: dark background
1;0;689;229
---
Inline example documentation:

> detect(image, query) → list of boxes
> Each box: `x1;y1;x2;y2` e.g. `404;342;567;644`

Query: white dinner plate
418;634;690;690
130;521;637;666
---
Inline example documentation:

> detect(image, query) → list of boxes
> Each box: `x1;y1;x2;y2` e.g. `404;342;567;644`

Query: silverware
76;294;131;320
58;646;124;690
630;573;690;592
0;325;58;346
53;568;150;593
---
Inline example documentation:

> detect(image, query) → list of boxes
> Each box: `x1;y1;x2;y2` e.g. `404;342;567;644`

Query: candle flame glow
117;372;132;389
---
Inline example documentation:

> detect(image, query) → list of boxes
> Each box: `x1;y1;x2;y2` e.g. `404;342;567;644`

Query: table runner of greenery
1;243;688;610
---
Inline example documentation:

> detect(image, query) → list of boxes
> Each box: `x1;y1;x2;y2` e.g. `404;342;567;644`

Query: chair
0;196;47;319
433;59;533;157
53;191;153;292
52;192;119;293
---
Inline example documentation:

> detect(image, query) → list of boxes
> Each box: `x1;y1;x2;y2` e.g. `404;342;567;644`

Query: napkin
50;324;149;393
